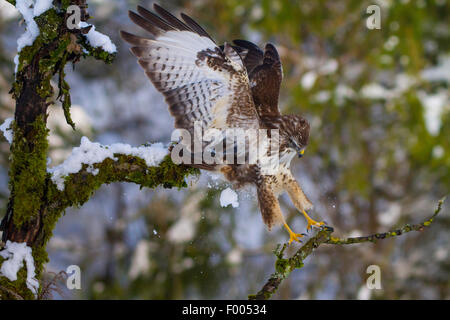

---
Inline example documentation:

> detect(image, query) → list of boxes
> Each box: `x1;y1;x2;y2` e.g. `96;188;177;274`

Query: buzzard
121;4;324;244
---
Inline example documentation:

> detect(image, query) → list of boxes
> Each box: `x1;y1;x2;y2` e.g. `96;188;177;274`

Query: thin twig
326;197;444;245
249;197;446;300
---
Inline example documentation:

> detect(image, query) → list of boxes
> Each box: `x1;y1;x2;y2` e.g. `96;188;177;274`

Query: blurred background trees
0;0;448;299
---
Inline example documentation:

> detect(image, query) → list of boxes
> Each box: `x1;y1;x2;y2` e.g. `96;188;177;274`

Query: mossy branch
249;197;446;300
1;0;118;299
324;198;444;245
48;154;199;211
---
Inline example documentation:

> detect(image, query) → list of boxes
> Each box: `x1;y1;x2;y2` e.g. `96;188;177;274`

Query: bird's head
279;115;310;159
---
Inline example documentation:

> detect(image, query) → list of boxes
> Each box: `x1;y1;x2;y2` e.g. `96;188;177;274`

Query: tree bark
0;0;197;299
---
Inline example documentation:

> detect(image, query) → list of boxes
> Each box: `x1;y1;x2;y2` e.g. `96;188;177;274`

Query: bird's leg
301;209;324;231
283;222;305;245
257;176;305;245
284;176;325;231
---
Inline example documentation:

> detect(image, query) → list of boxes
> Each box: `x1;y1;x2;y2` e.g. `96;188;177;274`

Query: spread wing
228;40;283;117
120;4;260;134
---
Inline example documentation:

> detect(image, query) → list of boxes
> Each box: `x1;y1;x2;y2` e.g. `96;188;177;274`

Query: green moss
61;0;72;10
35;154;198;284
0;248;38;299
248;290;272;300
57;53;75;129
14;8;66;99
275;258;289;274
0;268;35;300
14;9;62;74
15;37;44;75
37;36;71;100
36;77;53;99
9;117;49;227
35;9;60;43
48;154;199;210
38;35;70;75
1;0;124;300
78;36;116;64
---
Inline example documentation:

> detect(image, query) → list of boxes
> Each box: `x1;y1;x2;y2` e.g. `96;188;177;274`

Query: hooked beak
298;149;305;158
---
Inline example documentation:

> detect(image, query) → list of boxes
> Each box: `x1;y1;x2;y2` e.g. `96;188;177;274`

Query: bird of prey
121;4;324;244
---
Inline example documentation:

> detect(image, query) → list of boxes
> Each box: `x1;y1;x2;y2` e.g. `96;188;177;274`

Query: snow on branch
13;0;54;73
78;22;117;54
0;241;39;296
0;118;14;144
48;136;168;191
46;138;199;211
249;198;446;300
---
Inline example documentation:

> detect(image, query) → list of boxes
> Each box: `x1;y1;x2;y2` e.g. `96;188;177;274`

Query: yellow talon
302;210;325;231
283;223;305;245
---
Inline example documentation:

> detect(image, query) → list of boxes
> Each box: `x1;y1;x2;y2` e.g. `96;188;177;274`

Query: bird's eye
289;138;297;149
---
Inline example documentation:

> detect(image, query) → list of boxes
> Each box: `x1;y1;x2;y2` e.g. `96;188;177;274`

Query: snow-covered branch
48;137;168;191
1;0;122;299
46;138;199;211
0;241;39;297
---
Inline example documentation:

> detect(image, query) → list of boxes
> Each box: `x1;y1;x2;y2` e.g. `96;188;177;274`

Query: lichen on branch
249;198;446;300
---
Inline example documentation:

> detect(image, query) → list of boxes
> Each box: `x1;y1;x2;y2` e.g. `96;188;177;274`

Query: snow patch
48;136;168;191
226;248;242;265
421;55;450;83
167;193;202;243
78;21;117;53
167;216;196;243
361;83;390;99
378;203;401;226
318;59;338;75
14;0;54;73
33;0;53;16
16;0;39;52
0;117;14;144
301;71;317;90
0;241;39;295
128;240;151;280
300;57;338;90
418;90;448;136
220;187;239;208
357;285;372;300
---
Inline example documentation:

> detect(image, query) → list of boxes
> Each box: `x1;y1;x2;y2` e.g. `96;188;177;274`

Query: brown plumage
121;4;324;243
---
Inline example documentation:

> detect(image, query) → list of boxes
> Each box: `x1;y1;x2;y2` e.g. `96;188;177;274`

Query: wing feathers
180;12;215;42
229;40;283;117
120;30;154;45
153;4;193;32
128;11;162;36
136;5;176;32
122;5;259;135
262;43;281;68
232;39;264;74
223;42;245;70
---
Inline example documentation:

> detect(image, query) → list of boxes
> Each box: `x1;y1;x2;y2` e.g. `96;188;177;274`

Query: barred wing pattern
121;5;260;135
